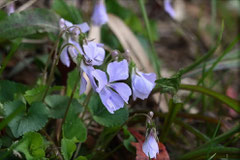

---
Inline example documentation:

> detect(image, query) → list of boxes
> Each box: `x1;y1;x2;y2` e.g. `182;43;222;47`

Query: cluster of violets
59;0;160;158
59;17;156;114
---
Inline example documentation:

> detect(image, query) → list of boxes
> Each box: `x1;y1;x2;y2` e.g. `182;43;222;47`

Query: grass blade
138;0;161;77
179;84;240;113
161;99;182;142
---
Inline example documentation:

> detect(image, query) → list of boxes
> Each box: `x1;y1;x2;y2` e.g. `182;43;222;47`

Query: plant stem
174;119;210;142
0;39;21;76
73;90;93;158
138;0;161;77
41;130;63;160
181;22;224;75
80;89;93;119
179;84;240;113
99;144;123;160
73;119;93;159
60;71;80;138
177;146;240;160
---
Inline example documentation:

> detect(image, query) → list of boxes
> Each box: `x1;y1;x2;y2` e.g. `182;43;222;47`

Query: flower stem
60;71;80;139
41;129;63;160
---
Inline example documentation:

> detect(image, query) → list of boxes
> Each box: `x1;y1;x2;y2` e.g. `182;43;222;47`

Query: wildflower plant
0;0;240;160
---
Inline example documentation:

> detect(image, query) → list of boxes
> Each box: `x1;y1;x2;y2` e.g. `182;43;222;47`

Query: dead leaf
108;14;154;72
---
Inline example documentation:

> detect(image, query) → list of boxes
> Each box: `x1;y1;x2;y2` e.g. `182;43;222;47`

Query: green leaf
161;99;183;142
61;138;76;160
88;93;129;127
179;84;240;113
123;126;136;153
45;95;83;119
15;132;46;160
155;70;183;94
63;108;87;142
67;69;80;97
0;8;59;39
0;80;28;103
75;156;88;160
177;146;240;160
95;127;120;150
0;39;22;76
24;85;46;104
52;0;82;24
4;100;48;138
0;10;7;21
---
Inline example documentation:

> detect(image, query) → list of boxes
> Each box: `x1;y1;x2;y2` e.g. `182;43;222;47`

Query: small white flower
142;131;159;158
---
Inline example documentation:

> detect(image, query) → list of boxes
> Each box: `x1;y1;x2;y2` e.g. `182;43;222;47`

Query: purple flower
91;60;132;114
91;0;108;26
59;18;90;67
82;42;105;66
7;2;15;15
131;69;156;100
79;42;105;94
142;130;159;158
59;18;90;33
164;0;176;19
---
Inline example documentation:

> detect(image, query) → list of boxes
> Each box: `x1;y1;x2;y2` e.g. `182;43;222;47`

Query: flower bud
91;0;108;26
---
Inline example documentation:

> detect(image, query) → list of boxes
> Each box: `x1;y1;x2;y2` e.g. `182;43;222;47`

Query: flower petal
99;87;124;114
164;0;176;19
68;38;83;55
79;74;87;95
80;62;97;91
76;22;90;33
110;82;131;103
60;45;70;67
107;59;129;82
93;46;105;66
91;69;108;92
83;42;105;66
132;71;156;100
142;133;159;158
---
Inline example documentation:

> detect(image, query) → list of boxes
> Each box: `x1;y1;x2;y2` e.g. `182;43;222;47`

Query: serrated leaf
61;138;76;160
45;95;83;119
52;0;82;24
88;93;129;127
4;100;48;138
0;80;28;103
0;8;59;39
24;85;46;104
155;70;183;94
63;108;87;142
15;132;45;160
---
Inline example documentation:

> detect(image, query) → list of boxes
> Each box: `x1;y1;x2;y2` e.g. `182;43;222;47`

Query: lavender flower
91;0;108;26
164;0;176;19
79;42;105;94
59;18;90;33
91;60;132;114
131;69;156;100
142;129;159;158
59;18;90;67
7;2;15;15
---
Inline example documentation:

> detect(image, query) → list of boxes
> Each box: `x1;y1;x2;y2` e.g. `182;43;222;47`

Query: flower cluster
59;18;156;114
